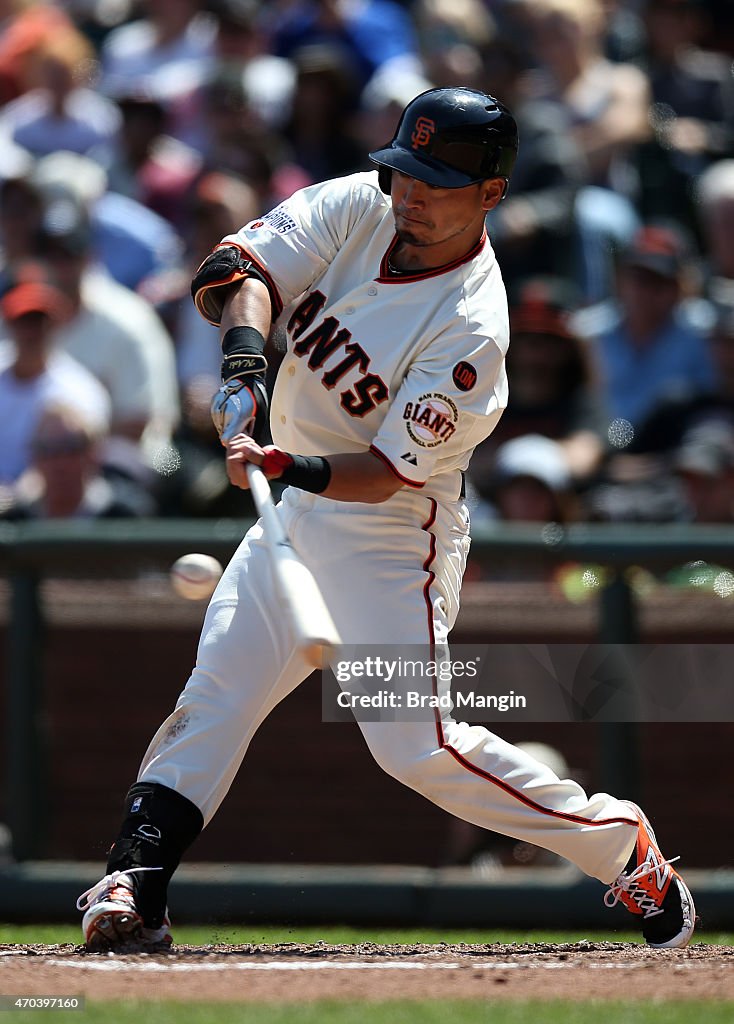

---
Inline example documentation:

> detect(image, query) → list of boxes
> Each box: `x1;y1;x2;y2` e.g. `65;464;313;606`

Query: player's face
390;171;504;266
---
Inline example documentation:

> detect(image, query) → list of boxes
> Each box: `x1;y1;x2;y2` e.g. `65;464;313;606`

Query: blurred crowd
0;0;732;530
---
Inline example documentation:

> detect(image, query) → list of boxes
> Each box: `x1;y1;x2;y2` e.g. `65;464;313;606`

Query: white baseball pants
139;487;638;884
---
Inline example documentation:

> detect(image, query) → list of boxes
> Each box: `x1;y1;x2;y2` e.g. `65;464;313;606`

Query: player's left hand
211;376;269;445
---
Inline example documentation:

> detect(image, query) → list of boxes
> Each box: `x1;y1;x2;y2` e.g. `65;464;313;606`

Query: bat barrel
246;464;341;669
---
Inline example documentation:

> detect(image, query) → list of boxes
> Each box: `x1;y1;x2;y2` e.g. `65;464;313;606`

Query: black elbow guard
191;245;273;325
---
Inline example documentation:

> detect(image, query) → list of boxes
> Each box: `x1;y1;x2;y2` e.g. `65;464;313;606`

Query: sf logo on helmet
411;117;436;150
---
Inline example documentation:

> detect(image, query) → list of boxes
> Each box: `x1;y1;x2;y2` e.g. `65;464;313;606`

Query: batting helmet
369;87;518;194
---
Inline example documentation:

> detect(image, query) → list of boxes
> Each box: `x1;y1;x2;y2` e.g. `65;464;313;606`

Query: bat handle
246;463;286;542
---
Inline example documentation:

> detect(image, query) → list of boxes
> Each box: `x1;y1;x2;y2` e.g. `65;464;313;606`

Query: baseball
170;553;223;600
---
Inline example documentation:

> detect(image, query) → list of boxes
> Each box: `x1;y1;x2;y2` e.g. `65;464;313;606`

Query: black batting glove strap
281;454;332;494
221;326;268;384
212;376;270;444
246;377;270;445
221;351;268;384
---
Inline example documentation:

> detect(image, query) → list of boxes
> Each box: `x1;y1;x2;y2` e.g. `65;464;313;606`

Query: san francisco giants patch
452;361;477;392
403;392;459;448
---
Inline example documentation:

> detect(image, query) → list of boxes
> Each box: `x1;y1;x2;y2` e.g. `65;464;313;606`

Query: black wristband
222;325;266;357
221;326;268;382
280;455;332;494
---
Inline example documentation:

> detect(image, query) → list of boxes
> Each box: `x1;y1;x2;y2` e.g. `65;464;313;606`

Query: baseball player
77;88;695;951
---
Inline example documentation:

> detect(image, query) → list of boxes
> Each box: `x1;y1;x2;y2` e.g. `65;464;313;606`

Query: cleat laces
604;855;680;919
76;866;163;912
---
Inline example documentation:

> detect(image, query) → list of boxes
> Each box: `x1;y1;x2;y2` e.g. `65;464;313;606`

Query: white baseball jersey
222;171;510;503
136;169;640;893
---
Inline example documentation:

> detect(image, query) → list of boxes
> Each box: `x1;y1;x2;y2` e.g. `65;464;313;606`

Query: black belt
460;472;466;499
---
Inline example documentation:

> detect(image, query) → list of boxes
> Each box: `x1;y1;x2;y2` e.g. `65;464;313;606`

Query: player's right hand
224;433;264;489
210;376;269;445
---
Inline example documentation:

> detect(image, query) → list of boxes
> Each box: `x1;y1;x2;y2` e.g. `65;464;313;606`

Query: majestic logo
401;452;418;466
403;392;458;448
411;116;436;150
452;361;477;392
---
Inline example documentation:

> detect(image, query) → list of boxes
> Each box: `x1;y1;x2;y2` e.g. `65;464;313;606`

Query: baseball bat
246;463;341;669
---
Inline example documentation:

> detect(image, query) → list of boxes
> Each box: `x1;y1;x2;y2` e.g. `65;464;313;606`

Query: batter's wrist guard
106;782;203;930
261;446;332;494
220;326;267;385
211;326;269;443
191;245;273;325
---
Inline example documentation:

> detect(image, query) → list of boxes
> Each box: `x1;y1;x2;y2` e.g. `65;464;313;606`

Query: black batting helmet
369;87;518;194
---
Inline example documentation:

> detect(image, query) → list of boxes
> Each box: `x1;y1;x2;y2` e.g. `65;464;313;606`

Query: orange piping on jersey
376;232;486;284
369;444;426;488
215;241;285;318
418;510;639;832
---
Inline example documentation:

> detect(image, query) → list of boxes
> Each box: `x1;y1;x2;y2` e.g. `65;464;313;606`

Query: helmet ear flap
377;166;392;195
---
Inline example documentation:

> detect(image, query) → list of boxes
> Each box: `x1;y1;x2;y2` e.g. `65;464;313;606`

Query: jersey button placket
367;285;378;296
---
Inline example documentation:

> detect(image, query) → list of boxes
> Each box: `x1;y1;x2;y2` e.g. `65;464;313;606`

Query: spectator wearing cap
578;225;715;431
468;279;607;519
32;150;186;303
2;402;156;521
489;434;579;524
35;196;180;477
0;25;121;160
0;276;110;486
673;420;734;523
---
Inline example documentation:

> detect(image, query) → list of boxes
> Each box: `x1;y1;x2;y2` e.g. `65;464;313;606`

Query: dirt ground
1;942;732;1003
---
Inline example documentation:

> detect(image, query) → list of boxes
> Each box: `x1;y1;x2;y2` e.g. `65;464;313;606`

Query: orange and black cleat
604;802;696;949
